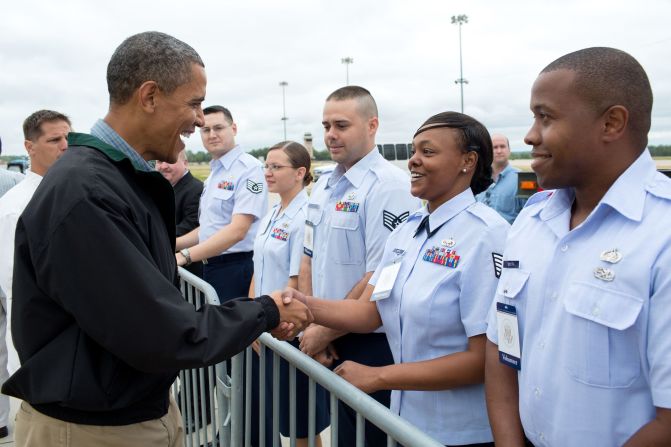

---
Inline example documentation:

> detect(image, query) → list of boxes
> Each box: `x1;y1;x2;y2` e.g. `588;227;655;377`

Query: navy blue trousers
203;253;278;446
332;332;393;447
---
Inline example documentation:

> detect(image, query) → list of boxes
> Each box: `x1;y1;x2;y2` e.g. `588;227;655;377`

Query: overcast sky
1;0;670;156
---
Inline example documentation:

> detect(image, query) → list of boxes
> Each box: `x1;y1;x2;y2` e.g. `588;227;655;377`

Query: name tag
303;222;314;257
503;260;520;269
371;262;402;301
496;302;522;370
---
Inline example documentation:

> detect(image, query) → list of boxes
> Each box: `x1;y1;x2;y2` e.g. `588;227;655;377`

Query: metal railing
176;267;443;447
175;267;229;447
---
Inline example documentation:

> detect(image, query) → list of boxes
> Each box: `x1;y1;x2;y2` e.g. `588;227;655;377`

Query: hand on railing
268;290;313;341
299;324;335;358
334;360;382;394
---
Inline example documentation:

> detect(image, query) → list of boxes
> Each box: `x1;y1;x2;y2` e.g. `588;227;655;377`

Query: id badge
303;222;314;257
371;262;402;302
496;302;522;370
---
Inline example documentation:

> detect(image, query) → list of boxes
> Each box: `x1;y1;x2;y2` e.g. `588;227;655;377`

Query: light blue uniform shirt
253;190;308;296
486;150;671;446
476;164;526;224
305;149;421;301
199;145;267;254
0;170;24;199
370;189;508;445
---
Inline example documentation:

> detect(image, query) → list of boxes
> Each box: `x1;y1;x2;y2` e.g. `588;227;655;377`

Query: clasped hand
268;290;313;340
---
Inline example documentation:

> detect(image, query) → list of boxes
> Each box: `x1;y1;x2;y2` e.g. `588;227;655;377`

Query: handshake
268;288;312;340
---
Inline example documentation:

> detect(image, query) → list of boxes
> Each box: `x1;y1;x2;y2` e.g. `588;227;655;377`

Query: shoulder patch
246;179;263;194
492;253;503;278
382;210;409;231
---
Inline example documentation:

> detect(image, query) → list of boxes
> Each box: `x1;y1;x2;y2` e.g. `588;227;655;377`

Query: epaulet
371;160;409;183
238;152;262;168
524;190;554;208
468;202;509;227
646;172;671;200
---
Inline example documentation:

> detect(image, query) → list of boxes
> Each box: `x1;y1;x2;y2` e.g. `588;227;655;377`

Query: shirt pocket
213;188;234;201
563;281;643;388
329;212;363;265
306;205;323;227
495;269;530;301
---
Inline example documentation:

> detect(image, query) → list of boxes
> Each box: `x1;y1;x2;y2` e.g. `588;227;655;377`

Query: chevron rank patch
246;179;263;194
382;210;409;231
492;252;503;278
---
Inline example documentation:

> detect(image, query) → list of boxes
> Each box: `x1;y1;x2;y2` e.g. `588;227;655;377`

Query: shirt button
539;341;545;349
591;306;600;317
550;292;558;301
560;244;569;252
534;387;541;397
539;433;545;441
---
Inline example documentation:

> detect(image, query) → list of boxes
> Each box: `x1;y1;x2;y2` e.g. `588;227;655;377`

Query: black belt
203;251;253;265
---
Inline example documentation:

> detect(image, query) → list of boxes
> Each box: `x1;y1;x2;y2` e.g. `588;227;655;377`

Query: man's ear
601;105;628;143
368;116;379;135
24;139;34;156
138;81;160;113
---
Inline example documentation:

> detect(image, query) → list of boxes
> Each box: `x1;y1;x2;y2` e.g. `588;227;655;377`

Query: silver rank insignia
600;249;622;264
442;237;456;248
594;267;615;282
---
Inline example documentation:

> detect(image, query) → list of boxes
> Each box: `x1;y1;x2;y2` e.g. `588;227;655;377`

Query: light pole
451;14;469;113
341;57;354;85
279;81;288;140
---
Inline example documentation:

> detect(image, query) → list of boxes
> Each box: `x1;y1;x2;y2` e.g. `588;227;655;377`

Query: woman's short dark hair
268;141;313;187
414;111;493;195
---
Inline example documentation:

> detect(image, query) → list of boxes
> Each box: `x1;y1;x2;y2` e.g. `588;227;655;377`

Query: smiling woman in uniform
283;112;510;446
250;141;328;447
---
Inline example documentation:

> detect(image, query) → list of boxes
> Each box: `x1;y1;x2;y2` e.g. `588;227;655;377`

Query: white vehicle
313;163;336;182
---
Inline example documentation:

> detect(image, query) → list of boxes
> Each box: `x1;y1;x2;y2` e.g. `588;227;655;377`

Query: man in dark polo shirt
157;149;204;277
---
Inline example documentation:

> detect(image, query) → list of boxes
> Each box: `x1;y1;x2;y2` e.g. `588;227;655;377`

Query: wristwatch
179;248;192;266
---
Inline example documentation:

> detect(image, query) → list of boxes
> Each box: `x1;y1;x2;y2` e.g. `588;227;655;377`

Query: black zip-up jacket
2;133;279;425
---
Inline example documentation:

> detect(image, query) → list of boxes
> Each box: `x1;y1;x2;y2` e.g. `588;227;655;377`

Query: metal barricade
252;334;444;447
175;266;238;447
176;266;443;447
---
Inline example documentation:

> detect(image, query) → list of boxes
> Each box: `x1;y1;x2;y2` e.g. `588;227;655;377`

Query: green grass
189;163;211;182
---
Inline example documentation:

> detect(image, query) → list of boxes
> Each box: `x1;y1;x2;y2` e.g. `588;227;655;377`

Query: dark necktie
413;215;446;239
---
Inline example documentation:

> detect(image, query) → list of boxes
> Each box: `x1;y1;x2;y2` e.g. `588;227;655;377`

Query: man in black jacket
157;150;204;277
2;31;311;447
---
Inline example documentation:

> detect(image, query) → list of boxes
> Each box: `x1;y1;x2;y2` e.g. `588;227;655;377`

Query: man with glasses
176;105;266;301
475;134;526;224
176;105;271;446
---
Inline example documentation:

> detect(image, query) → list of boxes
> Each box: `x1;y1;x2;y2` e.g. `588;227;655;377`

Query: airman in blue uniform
485;47;671;446
298;86;421;446
286;111;507;446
